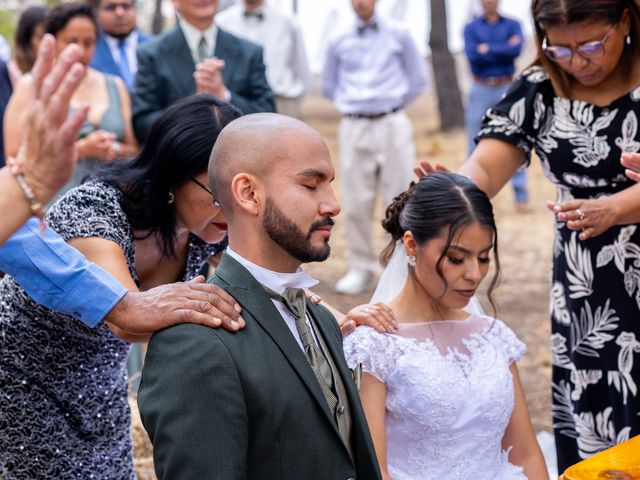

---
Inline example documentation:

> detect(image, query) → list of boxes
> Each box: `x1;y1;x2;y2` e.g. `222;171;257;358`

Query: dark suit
131;26;275;141
0;60;12;167
138;253;381;480
90;29;151;87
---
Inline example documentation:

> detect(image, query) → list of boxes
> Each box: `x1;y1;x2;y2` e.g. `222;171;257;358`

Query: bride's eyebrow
448;244;494;254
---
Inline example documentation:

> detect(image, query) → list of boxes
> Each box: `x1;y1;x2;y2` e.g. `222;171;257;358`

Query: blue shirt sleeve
0;218;127;327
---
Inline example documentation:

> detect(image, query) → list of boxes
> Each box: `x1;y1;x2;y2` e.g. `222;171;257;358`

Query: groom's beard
263;198;333;263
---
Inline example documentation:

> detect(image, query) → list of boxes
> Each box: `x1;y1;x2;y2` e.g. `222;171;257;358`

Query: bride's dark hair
381;172;500;314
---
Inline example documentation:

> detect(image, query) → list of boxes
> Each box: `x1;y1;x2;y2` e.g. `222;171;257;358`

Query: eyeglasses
101;2;135;12
542;26;614;64
191;177;221;207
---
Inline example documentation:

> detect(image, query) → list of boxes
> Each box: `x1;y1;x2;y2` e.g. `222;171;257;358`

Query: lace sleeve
342;326;397;383
489;319;527;363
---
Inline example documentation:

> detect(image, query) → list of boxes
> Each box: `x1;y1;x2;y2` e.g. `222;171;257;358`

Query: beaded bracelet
7;156;46;227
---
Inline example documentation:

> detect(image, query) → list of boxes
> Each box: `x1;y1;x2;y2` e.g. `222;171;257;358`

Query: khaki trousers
338;110;415;274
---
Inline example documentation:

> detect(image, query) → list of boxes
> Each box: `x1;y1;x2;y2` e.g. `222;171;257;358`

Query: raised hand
18;34;88;204
413;160;451;180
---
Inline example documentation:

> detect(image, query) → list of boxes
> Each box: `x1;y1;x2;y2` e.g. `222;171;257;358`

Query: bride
343;173;548;479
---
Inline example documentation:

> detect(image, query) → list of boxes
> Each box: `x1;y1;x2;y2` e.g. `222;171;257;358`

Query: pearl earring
627;34;631;45
407;255;416;267
167;192;175;204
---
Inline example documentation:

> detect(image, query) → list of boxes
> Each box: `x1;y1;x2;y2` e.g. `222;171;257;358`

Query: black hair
14;6;47;74
95;94;242;258
381;172;500;315
44;2;97;37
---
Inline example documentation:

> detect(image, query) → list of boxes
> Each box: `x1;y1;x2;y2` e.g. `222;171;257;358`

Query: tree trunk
428;0;465;131
152;0;164;35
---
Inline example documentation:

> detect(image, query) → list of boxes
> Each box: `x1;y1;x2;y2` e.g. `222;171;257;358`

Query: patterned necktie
117;39;133;89
264;286;349;442
197;35;208;63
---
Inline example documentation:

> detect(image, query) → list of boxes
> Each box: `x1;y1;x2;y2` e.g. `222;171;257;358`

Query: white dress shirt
178;16;218;64
321;15;428;115
216;4;310;98
104;30;140;75
226;247;321;351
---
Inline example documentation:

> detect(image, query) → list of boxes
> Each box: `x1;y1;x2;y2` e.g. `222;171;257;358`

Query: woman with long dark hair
0;94;241;479
344;173;548;479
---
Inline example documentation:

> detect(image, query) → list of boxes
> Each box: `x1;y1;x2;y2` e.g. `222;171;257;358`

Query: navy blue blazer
132;26;275;141
90;29;151;87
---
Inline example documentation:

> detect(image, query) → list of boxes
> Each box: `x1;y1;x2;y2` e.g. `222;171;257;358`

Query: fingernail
234;303;242;313
553;206;560;212
213;317;222;325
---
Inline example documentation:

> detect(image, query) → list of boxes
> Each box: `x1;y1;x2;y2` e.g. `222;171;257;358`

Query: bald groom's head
208;113;326;213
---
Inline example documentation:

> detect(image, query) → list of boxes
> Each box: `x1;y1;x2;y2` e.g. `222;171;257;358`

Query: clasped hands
194;57;230;100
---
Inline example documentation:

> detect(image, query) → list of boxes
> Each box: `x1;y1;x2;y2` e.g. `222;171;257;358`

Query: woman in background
4;2;138;195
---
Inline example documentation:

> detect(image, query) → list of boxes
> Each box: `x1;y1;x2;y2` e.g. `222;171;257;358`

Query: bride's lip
455;289;476;298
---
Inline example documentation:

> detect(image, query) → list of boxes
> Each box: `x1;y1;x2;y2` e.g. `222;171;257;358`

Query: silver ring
576;208;585;221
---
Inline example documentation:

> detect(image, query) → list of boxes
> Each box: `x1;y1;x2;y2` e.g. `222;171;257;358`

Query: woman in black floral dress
431;0;640;472
0;95;241;479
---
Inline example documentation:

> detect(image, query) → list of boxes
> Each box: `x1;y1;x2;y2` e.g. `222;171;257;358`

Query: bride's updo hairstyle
381;172;500;312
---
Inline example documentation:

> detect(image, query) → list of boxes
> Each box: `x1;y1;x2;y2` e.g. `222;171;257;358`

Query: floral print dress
478;65;640;470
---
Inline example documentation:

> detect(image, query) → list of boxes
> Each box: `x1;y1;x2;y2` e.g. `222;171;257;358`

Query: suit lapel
214;29;237;87
165;27;197;96
213;254;338;429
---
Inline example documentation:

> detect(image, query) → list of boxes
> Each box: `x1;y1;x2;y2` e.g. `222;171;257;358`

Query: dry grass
129;92;556;477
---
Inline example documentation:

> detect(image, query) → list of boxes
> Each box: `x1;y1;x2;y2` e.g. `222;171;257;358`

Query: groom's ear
231;173;262;216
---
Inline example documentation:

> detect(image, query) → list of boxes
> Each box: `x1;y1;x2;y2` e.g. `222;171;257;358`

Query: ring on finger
575;208;585;221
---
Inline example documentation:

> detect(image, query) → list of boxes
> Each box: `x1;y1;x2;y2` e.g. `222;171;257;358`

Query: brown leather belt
344;106;402;120
473;75;513;87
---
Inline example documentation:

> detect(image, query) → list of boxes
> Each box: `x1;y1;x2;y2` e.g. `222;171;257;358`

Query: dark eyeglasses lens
577;42;604;59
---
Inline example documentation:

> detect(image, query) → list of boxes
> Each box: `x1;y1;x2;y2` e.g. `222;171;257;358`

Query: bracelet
7;155;46;223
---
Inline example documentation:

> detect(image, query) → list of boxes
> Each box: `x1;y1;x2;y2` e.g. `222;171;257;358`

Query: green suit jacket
132;26;275;141
138;253;382;480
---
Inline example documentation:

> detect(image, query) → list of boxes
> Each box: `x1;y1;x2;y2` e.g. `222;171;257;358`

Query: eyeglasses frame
542;25;615;64
190;177;221;207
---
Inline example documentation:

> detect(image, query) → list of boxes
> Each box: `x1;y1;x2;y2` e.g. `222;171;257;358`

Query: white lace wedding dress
344;314;528;479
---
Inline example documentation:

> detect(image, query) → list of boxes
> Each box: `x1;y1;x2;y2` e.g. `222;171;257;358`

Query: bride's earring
167;192;175;204
407;255;416;267
627;34;631;45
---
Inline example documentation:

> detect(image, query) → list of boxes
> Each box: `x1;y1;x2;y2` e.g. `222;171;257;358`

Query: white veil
370;240;485;316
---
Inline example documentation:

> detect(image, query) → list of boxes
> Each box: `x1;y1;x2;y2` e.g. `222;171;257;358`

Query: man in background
322;0;427;295
132;0;274;142
216;0;310;118
90;0;151;90
464;0;528;212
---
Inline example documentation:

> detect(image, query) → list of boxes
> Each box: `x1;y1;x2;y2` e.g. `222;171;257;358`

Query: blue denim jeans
466;82;528;204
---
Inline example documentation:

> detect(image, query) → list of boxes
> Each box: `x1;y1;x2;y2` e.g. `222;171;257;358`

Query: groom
138;113;381;480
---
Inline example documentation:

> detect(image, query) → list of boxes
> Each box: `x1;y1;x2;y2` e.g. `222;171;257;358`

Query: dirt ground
130;92;557;477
